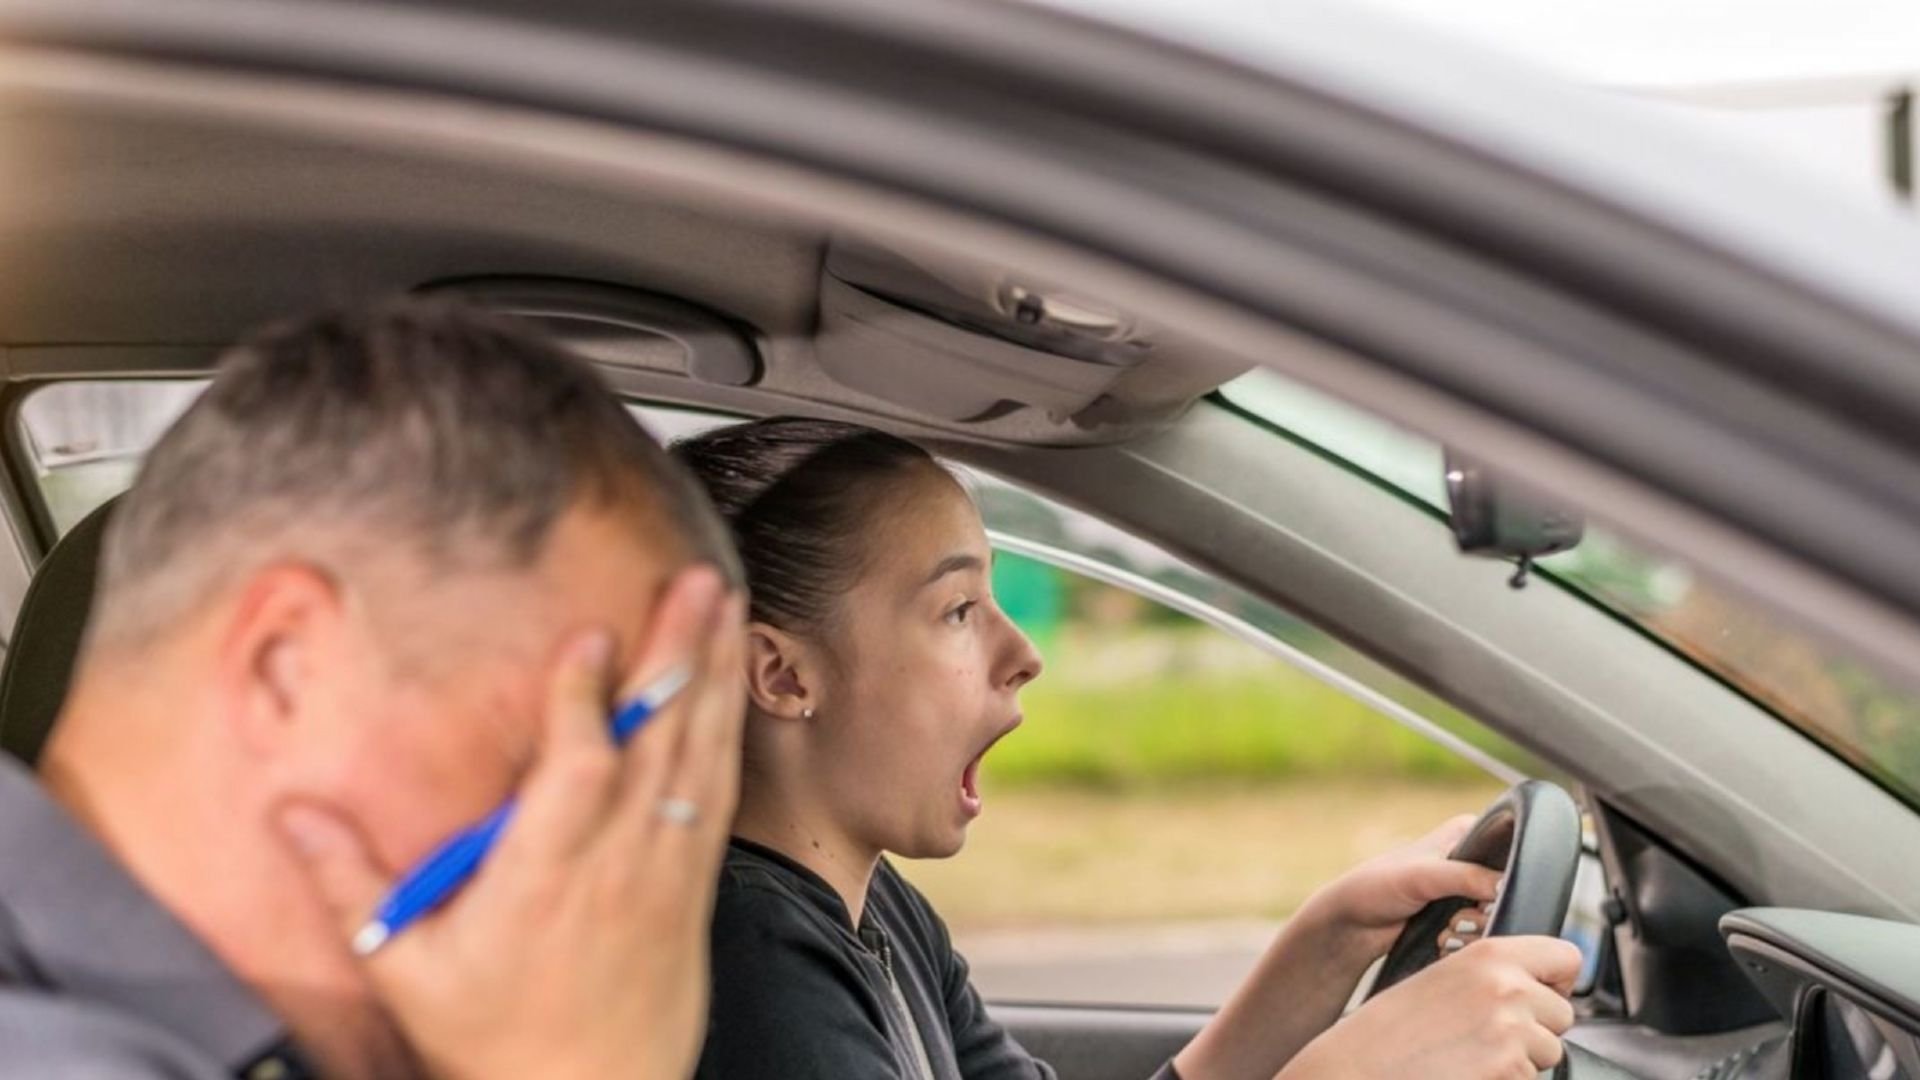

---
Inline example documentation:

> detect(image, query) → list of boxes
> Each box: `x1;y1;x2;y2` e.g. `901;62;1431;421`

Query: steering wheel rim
1367;779;1583;999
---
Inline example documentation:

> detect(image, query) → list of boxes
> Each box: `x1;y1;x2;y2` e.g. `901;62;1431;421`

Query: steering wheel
1367;779;1583;999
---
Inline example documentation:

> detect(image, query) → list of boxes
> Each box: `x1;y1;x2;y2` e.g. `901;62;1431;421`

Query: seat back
0;497;117;764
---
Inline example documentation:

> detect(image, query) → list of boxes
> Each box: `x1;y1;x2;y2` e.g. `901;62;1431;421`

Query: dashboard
1718;909;1920;1079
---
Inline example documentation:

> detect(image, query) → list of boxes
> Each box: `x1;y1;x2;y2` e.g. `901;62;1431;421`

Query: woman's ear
745;621;817;721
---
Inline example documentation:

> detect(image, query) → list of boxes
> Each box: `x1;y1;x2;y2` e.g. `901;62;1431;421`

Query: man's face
287;503;676;879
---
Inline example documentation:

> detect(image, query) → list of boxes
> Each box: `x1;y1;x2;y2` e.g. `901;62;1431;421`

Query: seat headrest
0;496;117;765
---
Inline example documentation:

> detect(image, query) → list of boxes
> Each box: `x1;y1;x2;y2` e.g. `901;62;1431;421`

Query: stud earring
802;707;816;720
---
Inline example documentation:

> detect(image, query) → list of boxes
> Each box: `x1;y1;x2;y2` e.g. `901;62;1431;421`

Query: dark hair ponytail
670;418;941;631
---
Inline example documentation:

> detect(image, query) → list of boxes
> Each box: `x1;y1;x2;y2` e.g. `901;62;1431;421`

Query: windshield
1222;369;1920;809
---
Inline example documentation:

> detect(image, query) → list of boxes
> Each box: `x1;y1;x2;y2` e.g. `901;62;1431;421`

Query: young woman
675;418;1579;1080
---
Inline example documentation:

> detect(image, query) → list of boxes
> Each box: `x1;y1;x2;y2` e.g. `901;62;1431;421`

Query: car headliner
8;0;1920;697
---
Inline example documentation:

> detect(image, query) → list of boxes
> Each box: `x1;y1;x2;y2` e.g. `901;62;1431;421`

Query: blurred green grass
985;551;1544;791
984;634;1539;790
990;673;1491;788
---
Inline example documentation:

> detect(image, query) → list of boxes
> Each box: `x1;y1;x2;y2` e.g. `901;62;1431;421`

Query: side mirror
1444;452;1584;587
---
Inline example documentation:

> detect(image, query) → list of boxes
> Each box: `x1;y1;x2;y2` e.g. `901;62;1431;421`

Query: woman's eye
946;601;978;625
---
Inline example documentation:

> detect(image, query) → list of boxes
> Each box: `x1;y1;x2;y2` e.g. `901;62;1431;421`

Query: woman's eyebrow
920;552;988;588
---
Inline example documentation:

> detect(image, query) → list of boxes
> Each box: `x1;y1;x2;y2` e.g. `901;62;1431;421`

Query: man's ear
744;622;817;721
214;562;350;758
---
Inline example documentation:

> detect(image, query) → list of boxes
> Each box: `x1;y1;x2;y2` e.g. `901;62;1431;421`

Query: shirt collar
0;756;297;1073
727;835;875;932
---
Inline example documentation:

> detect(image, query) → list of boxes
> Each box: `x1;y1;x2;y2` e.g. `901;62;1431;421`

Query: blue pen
350;665;693;956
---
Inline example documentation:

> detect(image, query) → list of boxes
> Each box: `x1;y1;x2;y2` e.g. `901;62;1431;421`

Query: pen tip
351;922;391;957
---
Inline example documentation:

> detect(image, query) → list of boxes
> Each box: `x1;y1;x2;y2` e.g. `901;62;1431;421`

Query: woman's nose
1000;616;1044;690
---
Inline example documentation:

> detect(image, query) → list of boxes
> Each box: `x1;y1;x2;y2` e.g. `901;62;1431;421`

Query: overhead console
815;238;1245;428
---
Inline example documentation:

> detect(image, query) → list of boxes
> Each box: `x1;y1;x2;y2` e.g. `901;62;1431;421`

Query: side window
2;384;707;642
895;471;1553;1009
10;383;714;540
0;380;207;638
18;380;207;536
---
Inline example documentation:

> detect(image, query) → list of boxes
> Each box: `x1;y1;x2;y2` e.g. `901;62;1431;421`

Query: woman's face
808;468;1043;860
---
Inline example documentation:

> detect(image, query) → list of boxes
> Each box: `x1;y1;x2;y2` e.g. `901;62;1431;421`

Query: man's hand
1297;814;1502;962
277;565;746;1080
1281;935;1583;1080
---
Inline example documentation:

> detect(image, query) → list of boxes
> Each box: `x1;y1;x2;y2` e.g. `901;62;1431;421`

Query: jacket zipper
876;936;938;1080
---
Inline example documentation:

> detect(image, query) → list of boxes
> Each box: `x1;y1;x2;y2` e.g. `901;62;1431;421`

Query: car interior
8;28;1920;1080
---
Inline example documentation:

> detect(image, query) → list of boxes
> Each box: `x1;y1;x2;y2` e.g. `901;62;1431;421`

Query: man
0;300;748;1078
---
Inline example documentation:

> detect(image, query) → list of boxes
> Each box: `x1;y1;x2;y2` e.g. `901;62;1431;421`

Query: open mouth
959;716;1022;817
962;755;983;804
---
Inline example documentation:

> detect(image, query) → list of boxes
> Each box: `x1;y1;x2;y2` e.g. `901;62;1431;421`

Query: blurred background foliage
986;550;1533;790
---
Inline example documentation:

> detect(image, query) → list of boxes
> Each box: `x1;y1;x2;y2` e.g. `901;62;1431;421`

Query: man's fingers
276;801;396;956
494;630;620;869
658;592;748;862
671;592;748;798
607;584;742;850
536;630;617;757
615;565;726;706
616;566;727;794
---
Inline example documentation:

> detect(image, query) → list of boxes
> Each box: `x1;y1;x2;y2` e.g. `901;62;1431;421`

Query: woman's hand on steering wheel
1300;814;1506;962
1280;935;1583;1080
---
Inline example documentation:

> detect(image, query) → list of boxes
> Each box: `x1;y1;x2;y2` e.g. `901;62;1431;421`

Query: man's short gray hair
90;298;736;651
